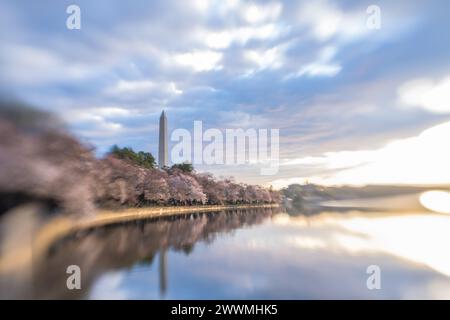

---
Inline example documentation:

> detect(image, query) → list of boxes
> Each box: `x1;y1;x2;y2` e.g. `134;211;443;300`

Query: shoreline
39;203;280;251
0;204;279;275
93;203;279;228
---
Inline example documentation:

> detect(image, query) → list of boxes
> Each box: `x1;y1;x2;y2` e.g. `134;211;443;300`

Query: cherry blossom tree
195;173;226;204
142;169;170;204
167;170;206;205
0;103;282;215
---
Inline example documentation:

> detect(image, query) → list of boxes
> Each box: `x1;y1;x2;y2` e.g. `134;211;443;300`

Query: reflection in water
13;207;274;299
159;249;167;298
420;190;450;214
274;211;450;278
2;199;450;299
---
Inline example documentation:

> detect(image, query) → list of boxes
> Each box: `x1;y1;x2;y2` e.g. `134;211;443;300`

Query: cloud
299;1;343;41
273;120;450;187
1;0;448;187
295;62;341;78
63;107;130;138
398;76;450;114
297;0;367;42
288;46;341;78
202;23;285;49
220;110;269;128
244;46;283;71
193;0;282;25
0;44;96;85
87;107;131;117
204;31;233;49
173;50;223;72
107;80;183;95
241;2;282;24
192;0;240;14
191;1;285;50
282;150;375;169
114;80;156;93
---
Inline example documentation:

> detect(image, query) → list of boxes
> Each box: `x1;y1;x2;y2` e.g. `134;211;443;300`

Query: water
6;198;450;299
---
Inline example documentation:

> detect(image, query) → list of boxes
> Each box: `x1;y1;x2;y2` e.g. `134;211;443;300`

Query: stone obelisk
158;110;168;168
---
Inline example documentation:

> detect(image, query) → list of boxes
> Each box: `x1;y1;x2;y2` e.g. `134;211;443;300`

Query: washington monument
158;110;168;168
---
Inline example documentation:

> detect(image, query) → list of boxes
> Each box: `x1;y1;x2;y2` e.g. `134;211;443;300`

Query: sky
1;0;450;188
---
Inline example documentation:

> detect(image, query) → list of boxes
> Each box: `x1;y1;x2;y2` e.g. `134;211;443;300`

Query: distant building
158;110;168;168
